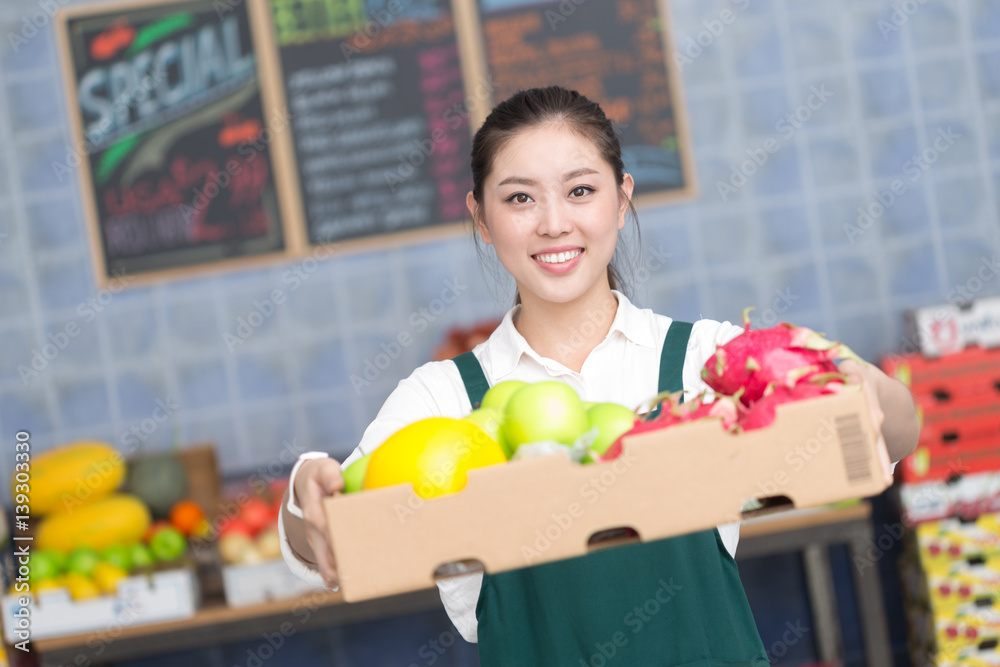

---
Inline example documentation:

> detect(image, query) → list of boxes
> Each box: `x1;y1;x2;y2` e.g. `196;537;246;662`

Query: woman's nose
536;201;573;237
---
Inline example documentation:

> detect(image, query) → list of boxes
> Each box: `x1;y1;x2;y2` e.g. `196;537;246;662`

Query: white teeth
534;250;582;264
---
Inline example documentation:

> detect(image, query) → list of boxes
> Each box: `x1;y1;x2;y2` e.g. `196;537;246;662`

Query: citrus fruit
169;500;206;536
364;417;506;499
62;572;100;600
92;562;128;595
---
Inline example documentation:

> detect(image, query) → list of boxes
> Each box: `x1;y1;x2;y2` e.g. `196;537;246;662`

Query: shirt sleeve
279;360;470;586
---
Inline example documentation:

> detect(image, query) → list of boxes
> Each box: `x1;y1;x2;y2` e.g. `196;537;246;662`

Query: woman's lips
532;248;584;274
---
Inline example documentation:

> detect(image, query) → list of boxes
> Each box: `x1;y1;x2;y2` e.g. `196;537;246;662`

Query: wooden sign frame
58;0;696;287
56;0;306;289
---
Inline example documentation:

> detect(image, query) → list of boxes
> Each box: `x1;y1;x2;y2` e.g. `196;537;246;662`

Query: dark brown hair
468;86;640;299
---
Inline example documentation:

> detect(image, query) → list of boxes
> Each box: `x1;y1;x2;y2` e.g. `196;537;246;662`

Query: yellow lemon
32;578;64;595
364;418;506;498
62;572;100;600
92;562;128;595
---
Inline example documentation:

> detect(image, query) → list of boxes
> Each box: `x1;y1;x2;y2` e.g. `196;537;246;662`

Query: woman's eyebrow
496;168;600;188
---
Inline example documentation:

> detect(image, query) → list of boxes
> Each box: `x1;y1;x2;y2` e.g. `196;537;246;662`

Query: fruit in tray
364;418;506;499
701;308;860;407
335;310;863;497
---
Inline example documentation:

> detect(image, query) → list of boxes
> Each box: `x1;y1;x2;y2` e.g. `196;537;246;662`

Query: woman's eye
570;186;592;198
507;193;531;204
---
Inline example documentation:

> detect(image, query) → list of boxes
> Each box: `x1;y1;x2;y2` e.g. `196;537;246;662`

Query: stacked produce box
882;345;1000;666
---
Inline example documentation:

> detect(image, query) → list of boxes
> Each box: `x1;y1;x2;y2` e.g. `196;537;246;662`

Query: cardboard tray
324;390;893;602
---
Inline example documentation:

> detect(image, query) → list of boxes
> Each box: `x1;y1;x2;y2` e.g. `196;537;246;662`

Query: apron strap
659;320;693;393
453;351;489;409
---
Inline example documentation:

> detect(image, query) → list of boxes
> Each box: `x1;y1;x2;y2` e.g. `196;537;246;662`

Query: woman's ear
618;173;635;230
468;191;493;244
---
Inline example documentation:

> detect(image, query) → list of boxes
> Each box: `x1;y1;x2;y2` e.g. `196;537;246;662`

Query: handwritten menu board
58;0;290;285
476;0;690;198
270;0;473;244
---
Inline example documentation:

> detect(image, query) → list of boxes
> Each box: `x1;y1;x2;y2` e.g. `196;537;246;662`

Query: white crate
905;296;1000;357
2;568;199;644
221;559;324;607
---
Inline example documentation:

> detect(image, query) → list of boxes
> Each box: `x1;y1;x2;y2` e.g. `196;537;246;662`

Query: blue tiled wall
1;0;999;663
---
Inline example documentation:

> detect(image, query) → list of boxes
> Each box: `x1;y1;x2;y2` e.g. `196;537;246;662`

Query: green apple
28;550;63;583
584;403;636;462
503;381;588;450
464;406;512;459
342;453;373;493
102;545;133;573
67;547;102;578
582;402;597;411
128;543;155;570
149;526;188;563
481;380;527;410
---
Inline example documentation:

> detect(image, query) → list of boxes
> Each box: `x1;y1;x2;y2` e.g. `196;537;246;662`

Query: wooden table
27;502;891;667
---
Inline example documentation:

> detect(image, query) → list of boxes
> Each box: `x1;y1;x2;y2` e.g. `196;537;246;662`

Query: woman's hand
836;358;919;464
282;457;344;589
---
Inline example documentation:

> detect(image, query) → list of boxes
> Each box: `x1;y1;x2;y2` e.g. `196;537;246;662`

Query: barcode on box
835;413;871;484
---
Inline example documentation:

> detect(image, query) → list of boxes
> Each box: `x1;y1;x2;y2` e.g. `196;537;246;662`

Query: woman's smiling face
469;123;634;306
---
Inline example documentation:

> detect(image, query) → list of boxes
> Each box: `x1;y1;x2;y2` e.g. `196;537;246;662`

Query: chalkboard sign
268;0;474;245
474;0;694;202
57;0;293;286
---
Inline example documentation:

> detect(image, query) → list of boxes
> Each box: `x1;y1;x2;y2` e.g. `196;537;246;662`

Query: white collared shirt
279;292;745;642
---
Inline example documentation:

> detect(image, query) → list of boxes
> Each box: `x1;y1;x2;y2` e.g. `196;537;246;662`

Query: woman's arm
837;359;920;464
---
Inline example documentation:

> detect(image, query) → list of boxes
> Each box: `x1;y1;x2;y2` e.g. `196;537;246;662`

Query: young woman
280;86;919;665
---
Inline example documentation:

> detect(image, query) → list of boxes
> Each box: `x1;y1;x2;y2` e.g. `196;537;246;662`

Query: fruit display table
19;502;891;667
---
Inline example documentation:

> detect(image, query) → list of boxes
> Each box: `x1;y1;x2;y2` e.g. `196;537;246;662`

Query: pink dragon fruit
702;308;860;408
600;392;741;461
737;376;846;432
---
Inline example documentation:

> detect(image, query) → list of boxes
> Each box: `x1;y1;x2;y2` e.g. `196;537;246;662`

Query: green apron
453;321;768;666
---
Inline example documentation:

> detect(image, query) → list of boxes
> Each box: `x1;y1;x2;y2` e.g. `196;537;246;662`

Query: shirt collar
485;290;660;379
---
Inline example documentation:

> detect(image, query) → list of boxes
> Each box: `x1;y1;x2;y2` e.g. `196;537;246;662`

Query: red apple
240;498;273;535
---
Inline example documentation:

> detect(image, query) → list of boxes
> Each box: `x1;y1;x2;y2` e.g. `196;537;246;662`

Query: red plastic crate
901;438;1000;484
882;347;1000;401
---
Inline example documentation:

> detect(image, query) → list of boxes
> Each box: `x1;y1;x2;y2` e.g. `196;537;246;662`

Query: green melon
128;454;188;518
